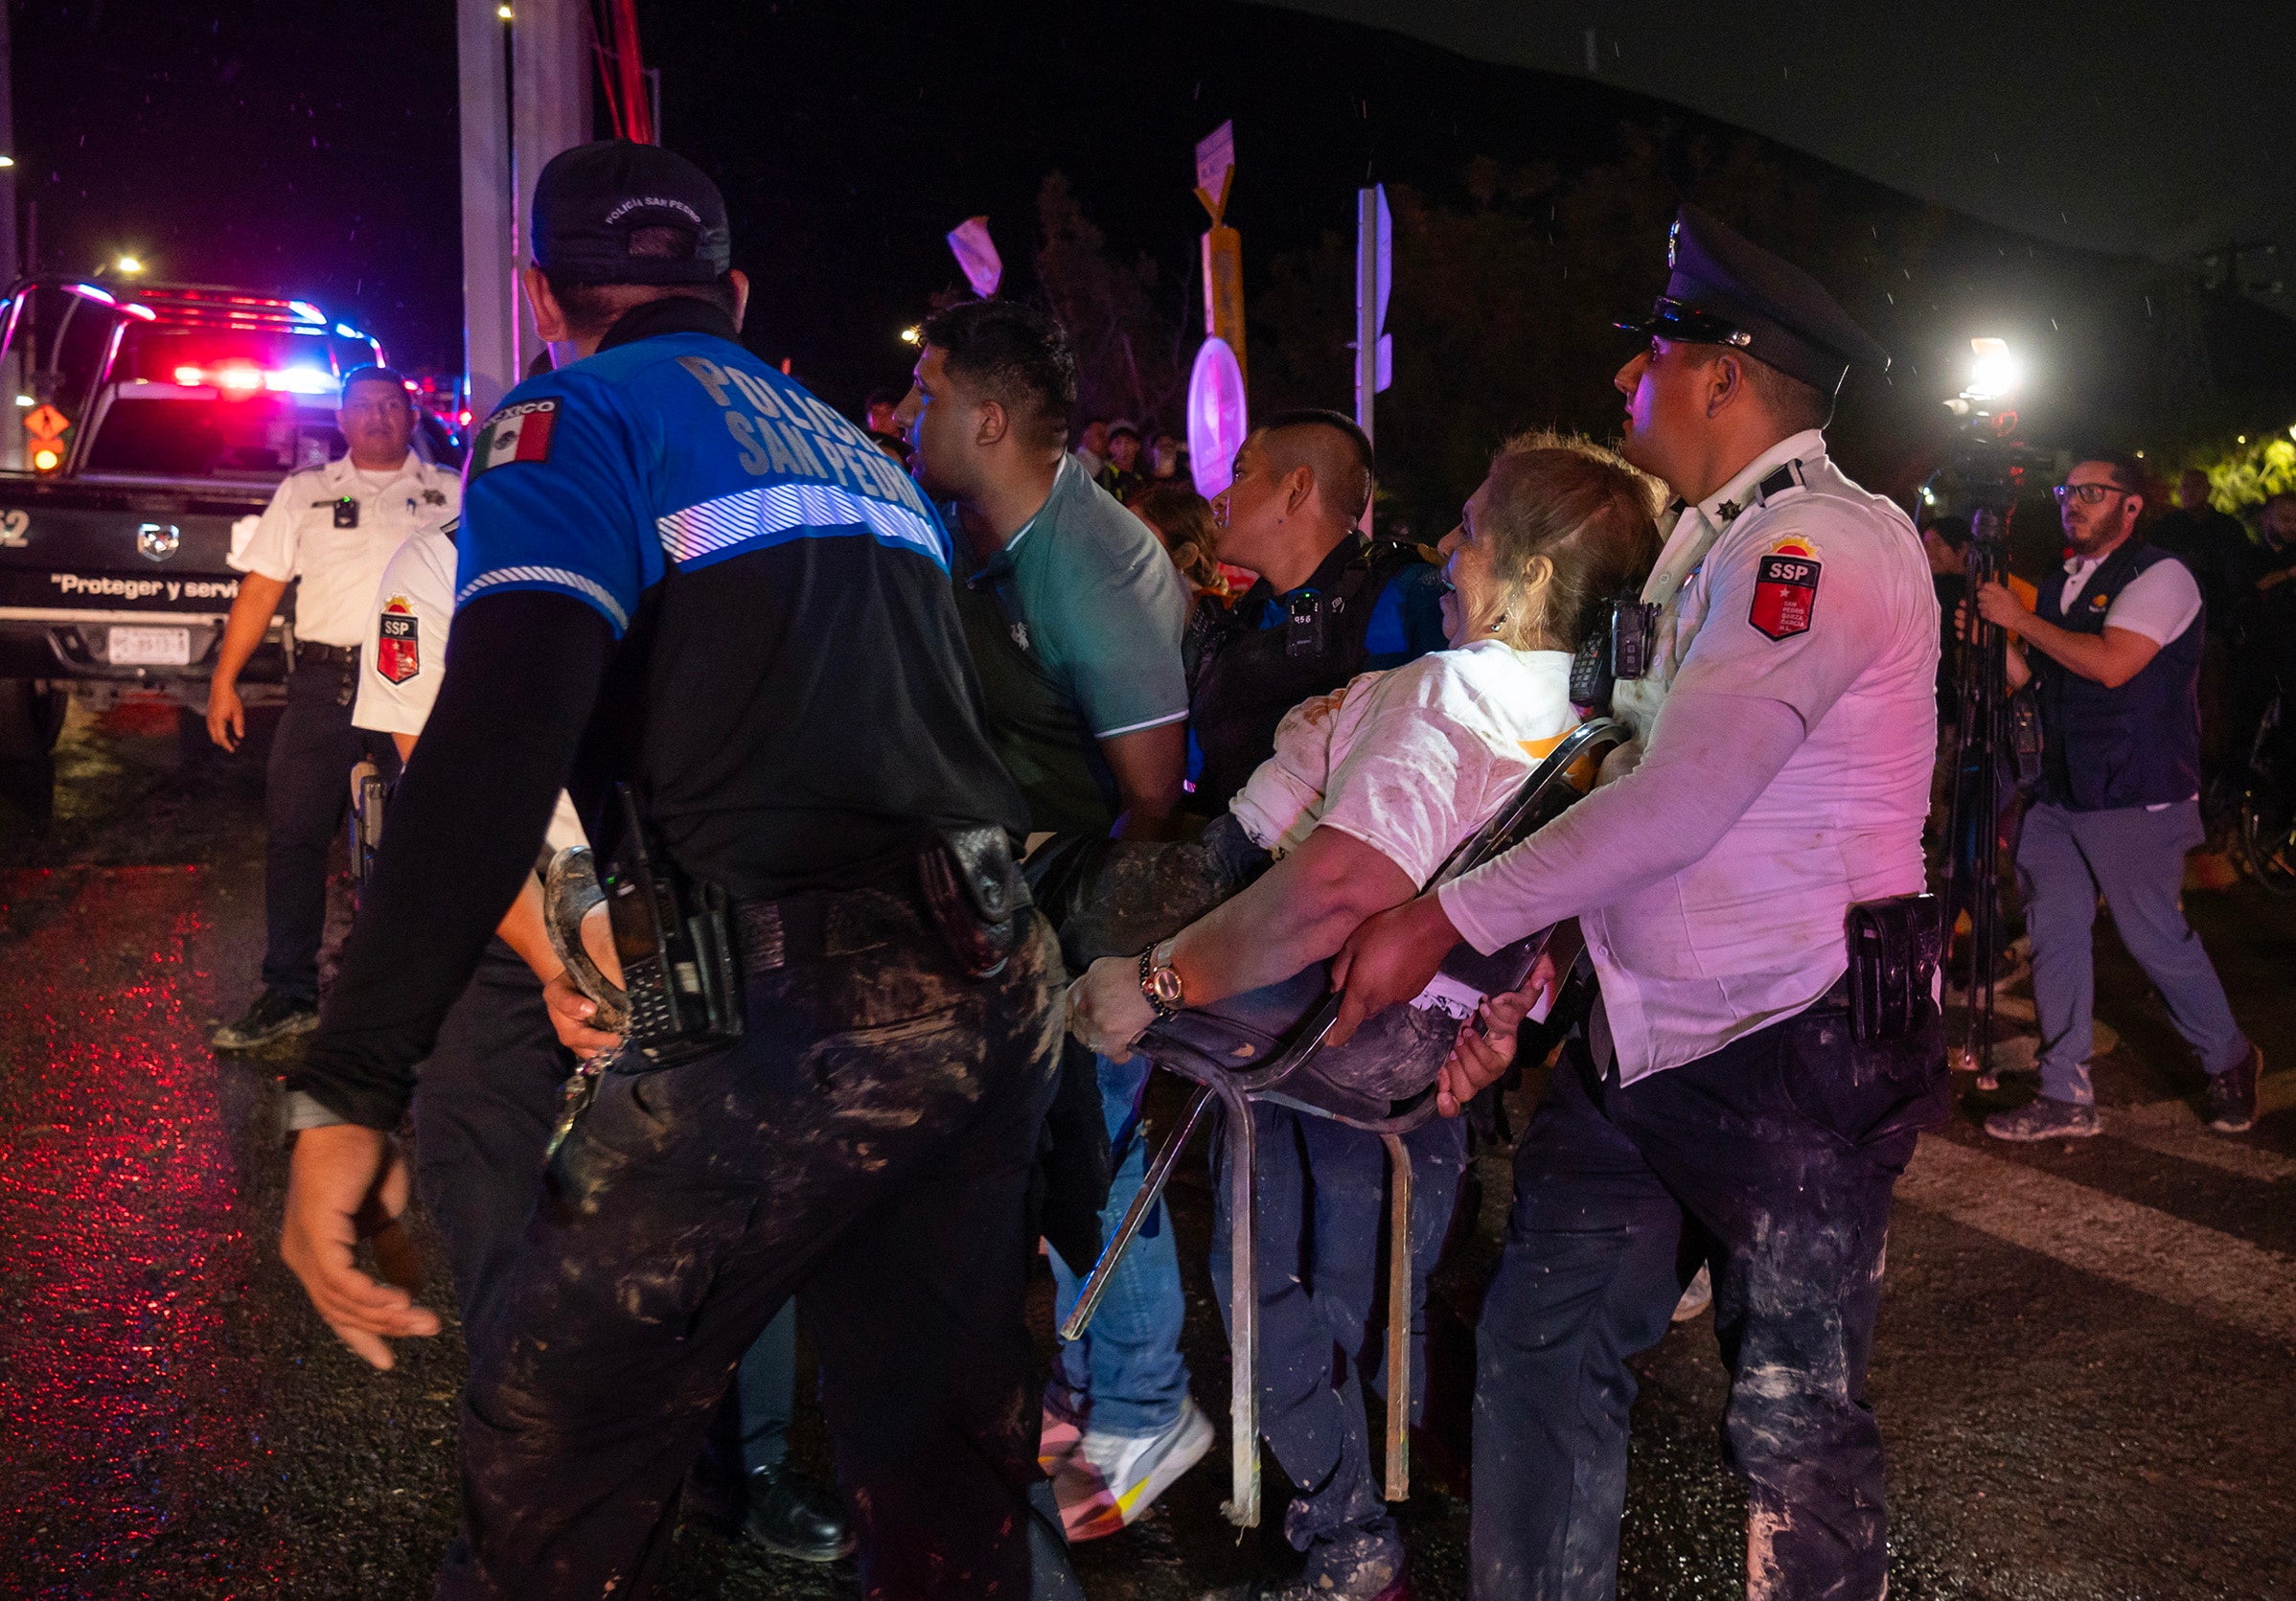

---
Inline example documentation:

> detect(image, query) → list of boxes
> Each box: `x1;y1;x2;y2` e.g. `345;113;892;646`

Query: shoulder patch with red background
1749;536;1823;641
377;595;420;684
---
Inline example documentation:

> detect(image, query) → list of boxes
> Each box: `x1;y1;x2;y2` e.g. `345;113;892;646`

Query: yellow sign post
1195;122;1245;382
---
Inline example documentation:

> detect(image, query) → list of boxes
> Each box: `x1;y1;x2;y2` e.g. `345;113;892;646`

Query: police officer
1189;409;1447;815
1329;206;1945;1600
1973;454;2261;1138
342;518;851;1561
275;141;1074;1599
207;365;458;1049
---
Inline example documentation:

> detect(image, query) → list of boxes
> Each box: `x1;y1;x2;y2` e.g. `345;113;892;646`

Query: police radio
1570;592;1659;710
602;784;744;1068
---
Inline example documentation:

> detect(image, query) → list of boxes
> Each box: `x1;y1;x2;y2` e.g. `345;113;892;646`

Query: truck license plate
108;625;192;666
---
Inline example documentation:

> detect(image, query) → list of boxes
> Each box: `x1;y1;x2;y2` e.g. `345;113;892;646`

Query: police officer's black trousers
262;654;394;1002
434;896;1075;1601
1471;996;1946;1601
407;941;570;1331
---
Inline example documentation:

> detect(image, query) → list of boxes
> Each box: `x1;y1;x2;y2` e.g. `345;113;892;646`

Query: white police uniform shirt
1440;428;1940;1083
232;452;459;648
353;524;586;853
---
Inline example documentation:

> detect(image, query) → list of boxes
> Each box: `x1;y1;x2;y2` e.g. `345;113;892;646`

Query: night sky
12;0;2293;421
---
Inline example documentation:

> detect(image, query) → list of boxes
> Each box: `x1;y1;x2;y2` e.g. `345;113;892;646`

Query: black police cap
532;139;732;286
1615;205;1888;398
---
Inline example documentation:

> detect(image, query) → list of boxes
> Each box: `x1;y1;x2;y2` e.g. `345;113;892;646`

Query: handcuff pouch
1846;893;1941;1043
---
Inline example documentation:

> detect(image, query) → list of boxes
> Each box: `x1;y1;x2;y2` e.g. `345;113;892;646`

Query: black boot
743;1461;856;1564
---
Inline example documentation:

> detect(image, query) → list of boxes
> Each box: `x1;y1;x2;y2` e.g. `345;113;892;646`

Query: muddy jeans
1472;995;1946;1601
435;897;1075;1601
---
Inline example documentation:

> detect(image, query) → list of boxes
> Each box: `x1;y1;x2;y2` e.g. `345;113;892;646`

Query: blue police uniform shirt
454;298;1025;897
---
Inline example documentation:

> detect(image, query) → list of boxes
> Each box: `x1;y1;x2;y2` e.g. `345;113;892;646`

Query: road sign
946;216;1002;299
23;403;68;442
1194;120;1234;226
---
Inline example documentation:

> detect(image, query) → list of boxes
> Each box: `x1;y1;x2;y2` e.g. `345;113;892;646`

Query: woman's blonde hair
1127;480;1227;594
1478;431;1663;652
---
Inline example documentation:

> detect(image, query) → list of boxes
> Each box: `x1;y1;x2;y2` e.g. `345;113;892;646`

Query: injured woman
1064;430;1660;1601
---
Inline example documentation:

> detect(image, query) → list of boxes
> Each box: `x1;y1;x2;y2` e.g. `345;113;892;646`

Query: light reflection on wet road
1;709;2293;1598
0;865;287;1593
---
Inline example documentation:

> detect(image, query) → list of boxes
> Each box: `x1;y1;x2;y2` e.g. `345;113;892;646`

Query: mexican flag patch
469;400;558;475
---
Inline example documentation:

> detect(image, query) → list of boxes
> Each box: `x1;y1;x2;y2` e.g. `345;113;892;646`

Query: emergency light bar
169;363;340;396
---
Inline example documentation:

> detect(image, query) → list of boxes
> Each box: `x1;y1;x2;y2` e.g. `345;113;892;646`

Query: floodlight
1964;337;2020;401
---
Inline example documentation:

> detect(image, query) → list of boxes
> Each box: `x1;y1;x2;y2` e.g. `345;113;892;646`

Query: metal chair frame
1059;718;1628;1526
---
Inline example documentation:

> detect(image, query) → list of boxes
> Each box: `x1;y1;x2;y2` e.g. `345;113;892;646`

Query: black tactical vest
1185;535;1426;813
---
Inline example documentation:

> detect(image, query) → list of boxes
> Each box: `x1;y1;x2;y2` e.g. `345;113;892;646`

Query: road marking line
2107;1087;2296;1184
1897;1136;2296;1345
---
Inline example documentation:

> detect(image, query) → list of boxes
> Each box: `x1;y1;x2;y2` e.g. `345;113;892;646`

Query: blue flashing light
334;323;363;339
69;283;118;306
266;367;341;397
288;300;327;326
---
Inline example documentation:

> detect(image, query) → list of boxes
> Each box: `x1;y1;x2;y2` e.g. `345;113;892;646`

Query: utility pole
461;0;589;420
1353;184;1390;530
512;0;589;370
459;0;517;420
0;0;18;285
1353;184;1390;447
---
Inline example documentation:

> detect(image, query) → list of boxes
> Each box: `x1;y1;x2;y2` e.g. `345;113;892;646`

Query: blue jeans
2018;799;2249;1105
1209;1104;1466;1551
1045;1053;1191;1440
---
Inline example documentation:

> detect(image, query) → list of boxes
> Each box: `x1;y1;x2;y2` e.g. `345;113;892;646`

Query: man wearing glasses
1973;452;2261;1138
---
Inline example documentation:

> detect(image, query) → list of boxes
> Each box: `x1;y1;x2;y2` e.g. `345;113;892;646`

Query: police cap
1615;205;1888;397
532;139;732;286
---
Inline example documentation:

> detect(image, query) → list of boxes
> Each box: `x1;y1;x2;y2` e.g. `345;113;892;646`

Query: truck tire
0;678;68;759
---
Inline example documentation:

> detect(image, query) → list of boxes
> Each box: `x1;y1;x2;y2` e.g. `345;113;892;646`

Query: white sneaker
1671;1263;1713;1322
1051;1397;1214;1542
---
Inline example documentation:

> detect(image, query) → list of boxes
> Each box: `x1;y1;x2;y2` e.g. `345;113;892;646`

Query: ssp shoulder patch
377;595;420;684
1749;535;1822;641
469;399;558;476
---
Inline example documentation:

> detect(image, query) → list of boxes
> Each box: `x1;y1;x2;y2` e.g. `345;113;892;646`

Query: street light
899;325;921;345
0;156;15;170
114;255;145;276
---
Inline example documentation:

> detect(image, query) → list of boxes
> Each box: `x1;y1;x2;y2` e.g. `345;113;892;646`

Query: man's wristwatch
1138;939;1185;1020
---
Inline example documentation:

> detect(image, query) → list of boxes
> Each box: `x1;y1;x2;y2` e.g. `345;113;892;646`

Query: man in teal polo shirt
899;299;1205;1540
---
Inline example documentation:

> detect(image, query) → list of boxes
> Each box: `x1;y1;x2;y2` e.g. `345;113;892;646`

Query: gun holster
1846;893;1941;1043
917;825;1024;978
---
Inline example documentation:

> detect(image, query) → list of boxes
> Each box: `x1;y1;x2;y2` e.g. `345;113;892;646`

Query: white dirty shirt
1231;638;1579;883
1438;429;1940;1084
232;452;460;648
353;523;586;854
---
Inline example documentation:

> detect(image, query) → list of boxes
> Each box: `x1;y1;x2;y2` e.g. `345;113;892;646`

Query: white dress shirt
1438;430;1940;1084
232;452;460;647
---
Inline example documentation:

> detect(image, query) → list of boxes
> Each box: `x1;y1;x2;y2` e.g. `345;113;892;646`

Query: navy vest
1184;537;1423;813
2034;538;2203;812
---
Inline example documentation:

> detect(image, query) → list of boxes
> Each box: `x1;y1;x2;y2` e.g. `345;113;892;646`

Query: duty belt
731;883;930;978
295;641;360;667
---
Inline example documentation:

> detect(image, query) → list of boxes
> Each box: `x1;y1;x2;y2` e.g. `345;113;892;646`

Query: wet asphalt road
2;701;2293;1600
